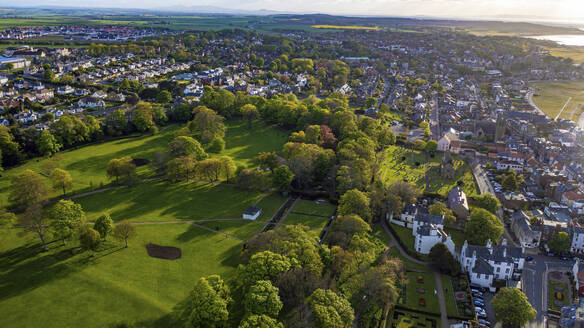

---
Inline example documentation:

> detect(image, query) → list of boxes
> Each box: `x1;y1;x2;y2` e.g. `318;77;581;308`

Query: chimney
503;248;507;258
502;239;508;246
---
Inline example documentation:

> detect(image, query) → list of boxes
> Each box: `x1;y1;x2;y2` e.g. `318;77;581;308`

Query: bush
207;137;225;153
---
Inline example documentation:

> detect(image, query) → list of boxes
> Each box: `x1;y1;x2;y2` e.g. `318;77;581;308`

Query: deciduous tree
79;227;101;255
307;289;354;328
244;280;283;318
37;130;62;156
9;169;47;208
174;275;231;328
465;208;503;246
549;231;571;254
51;168;73;195
338;189;371;222
113;221;136;247
93;214;114;240
48;200;86;246
492;287;536;327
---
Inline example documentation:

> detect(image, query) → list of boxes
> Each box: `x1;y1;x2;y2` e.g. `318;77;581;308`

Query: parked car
475;307;487;316
560;255;572;261
478;319;491;326
472;292;484;298
525;255;533;262
474;300;485;307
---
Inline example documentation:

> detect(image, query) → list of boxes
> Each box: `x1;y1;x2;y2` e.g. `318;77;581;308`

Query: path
554;97;573;120
380;221;449;328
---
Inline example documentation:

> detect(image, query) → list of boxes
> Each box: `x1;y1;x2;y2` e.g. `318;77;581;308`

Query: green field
290;199;336;217
380;145;479;197
532;81;584;122
441;275;459;317
548;279;570;311
0;120;287;206
547;46;584;65
0;223;244;328
74;180;267;223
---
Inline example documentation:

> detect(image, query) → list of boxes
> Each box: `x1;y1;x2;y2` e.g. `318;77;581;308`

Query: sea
527;34;584;46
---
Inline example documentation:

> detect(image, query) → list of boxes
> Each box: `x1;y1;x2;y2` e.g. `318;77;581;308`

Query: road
471;162;516;246
526;90;547;117
522;255;575;328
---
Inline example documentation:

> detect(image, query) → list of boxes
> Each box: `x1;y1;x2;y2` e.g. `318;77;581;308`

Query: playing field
0;223;248;328
532;81;584;122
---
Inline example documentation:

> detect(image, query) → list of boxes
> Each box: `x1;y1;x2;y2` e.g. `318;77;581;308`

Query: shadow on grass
0;239;127;302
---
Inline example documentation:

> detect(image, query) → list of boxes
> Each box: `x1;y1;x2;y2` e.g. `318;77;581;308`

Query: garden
548;274;571;311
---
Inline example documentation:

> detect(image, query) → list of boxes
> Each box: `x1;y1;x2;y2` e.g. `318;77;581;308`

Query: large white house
411;213;456;255
459;239;524;290
571;225;584;255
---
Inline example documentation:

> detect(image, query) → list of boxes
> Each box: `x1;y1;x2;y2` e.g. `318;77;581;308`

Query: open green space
387;222;430;261
283;212;329;229
75;180;265;223
0;223;242;328
0;120;287;206
381;145;479;197
372;223;392;246
532;81;584;122
387;248;428;272
441;275;459;317
402;272;440;314
196;219;266;240
290;199;336;217
254;192;288;221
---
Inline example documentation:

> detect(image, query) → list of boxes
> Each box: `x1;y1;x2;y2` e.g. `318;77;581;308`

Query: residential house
511;211;542;248
448;187;470;219
78;96;105;108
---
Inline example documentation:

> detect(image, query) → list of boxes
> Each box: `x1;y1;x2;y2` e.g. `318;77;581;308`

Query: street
522;255;575;328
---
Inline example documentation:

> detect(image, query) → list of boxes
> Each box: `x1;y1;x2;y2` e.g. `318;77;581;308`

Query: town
1;8;584;328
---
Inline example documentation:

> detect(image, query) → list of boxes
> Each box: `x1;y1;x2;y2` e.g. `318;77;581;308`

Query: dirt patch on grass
146;243;182;260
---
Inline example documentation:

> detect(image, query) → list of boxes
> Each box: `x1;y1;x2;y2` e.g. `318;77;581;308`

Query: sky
5;0;584;24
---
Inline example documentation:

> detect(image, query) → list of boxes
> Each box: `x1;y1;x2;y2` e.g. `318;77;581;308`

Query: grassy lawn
0;223;243;328
283;213;329;229
381;145;478;197
441;275;459;317
548;280;570;311
0;120;287;206
388;309;441;328
402;272;440;314
75;180;265;223
532;81;584;122
388;222;426;260
254;192;288;221
196;220;266;240
290;199;336;217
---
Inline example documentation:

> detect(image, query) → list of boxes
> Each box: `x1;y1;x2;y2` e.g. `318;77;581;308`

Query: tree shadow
0;245;87;302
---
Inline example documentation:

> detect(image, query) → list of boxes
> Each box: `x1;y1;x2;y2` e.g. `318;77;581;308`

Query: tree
167;155;197;182
207;136;225;153
132;102;155;132
272;165;294;190
413;140;426;150
174;275;231;328
170;136;207;160
492;287;536;327
428;243;459;275
388;181;420;205
106;157;137;184
44;69;55;82
79;227;101;255
219;156;237;182
428;201;456;226
156;90;172;103
475;193;501;214
238;315;284;328
338;189;371;222
254;152;279;171
365;97;377;108
186;106;226;144
19;204;49;251
9;169;47;208
47;200;86;246
51;168;73;195
93;214;114;240
425;140;437;152
244;280;283;318
549;231;571;254
308;289;354;328
465;208;504;246
238;251;292;286
502;173;518;192
241;104;259;129
37;130;62;156
113;221;137;247
326;214;370;248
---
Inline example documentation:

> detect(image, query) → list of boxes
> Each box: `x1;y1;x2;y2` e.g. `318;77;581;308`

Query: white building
459;239;524;290
411;212;455;255
571;225;584;255
243;206;262;221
